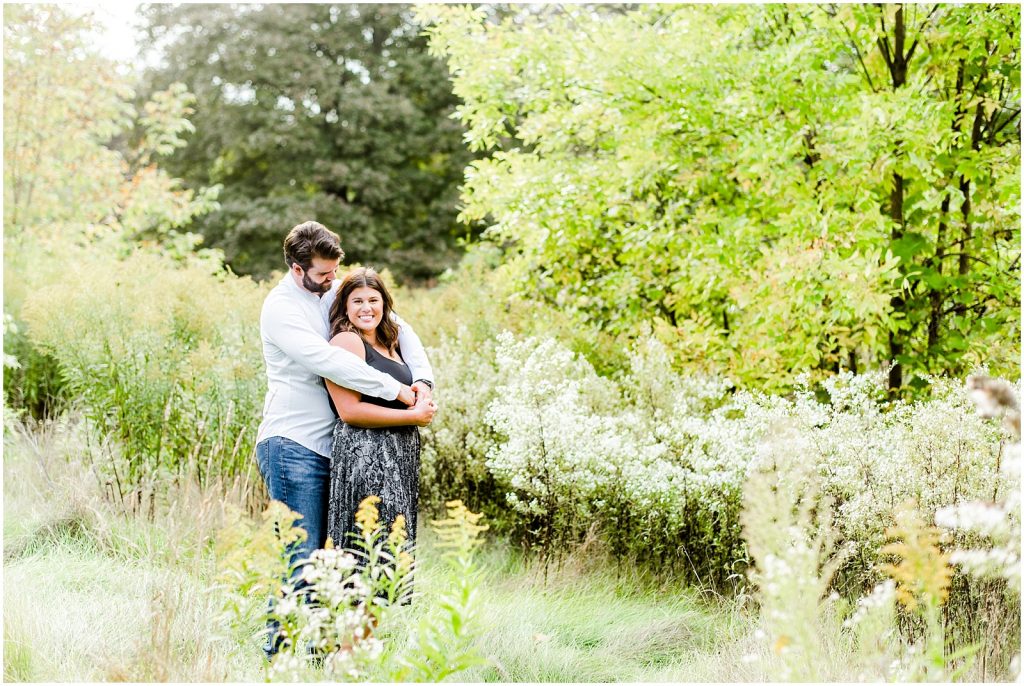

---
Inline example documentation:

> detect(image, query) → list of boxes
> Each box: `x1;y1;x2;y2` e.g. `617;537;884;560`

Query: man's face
293;256;340;296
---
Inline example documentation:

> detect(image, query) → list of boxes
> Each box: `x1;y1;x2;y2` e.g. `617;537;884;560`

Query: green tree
3;4;219;416
818;4;1021;390
140;3;475;281
4;4;128;240
420;3;1020;390
3;5;218;265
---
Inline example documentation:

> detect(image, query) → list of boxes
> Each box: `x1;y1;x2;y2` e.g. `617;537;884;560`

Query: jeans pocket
256;437;274;485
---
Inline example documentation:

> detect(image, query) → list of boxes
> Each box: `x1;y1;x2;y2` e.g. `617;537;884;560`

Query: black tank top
326;338;413;417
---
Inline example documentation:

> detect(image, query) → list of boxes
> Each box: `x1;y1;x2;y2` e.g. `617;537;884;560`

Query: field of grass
2;413;1016;682
1;414;752;682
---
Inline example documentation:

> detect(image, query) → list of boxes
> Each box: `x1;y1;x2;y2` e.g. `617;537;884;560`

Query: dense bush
421;321;1010;587
740;376;1020;681
416;328;503;524
3;312;66;419
4;5;220;425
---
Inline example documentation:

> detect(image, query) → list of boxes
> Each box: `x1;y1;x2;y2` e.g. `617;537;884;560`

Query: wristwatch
413;379;434;390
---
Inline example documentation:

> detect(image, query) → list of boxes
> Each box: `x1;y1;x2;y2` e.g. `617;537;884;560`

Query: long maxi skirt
327;422;420;553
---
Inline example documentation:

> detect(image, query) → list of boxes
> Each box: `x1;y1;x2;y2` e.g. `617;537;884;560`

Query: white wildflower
843;580;896;629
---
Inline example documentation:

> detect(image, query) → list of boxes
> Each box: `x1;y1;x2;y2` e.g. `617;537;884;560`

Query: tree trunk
927;60;966;357
881;5;910;392
888;172;906;391
958;101;986;281
927;194;951;356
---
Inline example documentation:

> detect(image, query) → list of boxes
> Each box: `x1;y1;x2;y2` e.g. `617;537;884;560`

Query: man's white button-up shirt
256;274;434;457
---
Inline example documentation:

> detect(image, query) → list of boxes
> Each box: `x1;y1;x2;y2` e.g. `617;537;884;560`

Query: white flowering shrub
741;433;998;681
418;327;504;522
655;370;1007;581
937;479;1021;586
217;497;489;682
431;331;1015;588
936;376;1021;589
269;546;387;682
741;436;856;681
618;332;734;419
934;375;1021;680
223;496;414;682
486;332;676;554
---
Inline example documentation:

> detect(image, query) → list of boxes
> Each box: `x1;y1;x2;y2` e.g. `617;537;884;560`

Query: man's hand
412;380;434;404
397;384;416;407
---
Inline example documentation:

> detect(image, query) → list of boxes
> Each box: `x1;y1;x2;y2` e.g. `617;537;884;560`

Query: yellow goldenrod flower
355;495;382;535
881;501;952;612
432;500;488;557
388;514;408;548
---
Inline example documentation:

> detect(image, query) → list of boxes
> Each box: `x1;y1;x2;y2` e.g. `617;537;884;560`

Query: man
255;221;434;656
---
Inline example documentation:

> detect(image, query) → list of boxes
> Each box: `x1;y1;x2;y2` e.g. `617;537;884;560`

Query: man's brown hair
283;221;344;270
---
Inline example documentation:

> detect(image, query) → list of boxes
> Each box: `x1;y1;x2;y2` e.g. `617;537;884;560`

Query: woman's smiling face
345;286;384;333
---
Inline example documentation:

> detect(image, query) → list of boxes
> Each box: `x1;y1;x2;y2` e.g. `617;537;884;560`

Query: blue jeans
255;436;331;658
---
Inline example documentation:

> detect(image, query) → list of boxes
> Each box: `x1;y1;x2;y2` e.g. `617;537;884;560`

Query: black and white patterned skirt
327;422;420;552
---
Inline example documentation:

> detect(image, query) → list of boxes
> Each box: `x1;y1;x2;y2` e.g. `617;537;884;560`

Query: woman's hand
409;395;437;427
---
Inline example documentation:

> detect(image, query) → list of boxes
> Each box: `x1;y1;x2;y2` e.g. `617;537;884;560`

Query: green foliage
3;5;218;254
3;312;66;419
3;5;221;420
420;4;1020;391
215;501;305;645
214;495;487;682
389;500;489;682
415;327;503;522
140;3;477;281
20;250;267;491
3;4;132;242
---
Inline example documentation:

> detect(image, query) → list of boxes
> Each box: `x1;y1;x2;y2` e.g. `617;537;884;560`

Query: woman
324;267;436;556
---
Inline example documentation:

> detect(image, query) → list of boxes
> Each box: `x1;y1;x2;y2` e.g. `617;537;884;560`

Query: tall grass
2;411;756;682
5;408;1018;682
18;250;268;497
2;412;264;681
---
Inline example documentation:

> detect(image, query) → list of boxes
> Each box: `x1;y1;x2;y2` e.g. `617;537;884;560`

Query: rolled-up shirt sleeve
393;312;434;386
262;298;402;400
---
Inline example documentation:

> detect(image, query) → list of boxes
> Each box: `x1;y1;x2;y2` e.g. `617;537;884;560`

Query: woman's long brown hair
329;267;400;354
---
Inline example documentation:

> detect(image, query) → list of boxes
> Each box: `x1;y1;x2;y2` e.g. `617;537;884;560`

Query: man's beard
302;272;330;295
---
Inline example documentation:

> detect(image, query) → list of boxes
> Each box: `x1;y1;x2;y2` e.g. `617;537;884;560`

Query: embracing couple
254;221;437;656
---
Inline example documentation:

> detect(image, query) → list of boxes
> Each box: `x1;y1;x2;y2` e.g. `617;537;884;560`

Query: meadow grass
3;413;758;682
2;413;265;681
3;413;1016;682
449;555;744;682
